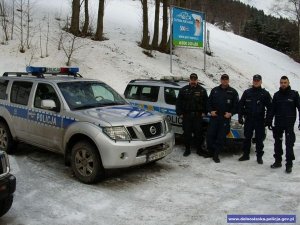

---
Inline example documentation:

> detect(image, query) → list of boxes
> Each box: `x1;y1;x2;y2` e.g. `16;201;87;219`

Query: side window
34;83;61;112
164;87;180;105
140;86;159;102
10;81;33;105
124;85;139;100
0;80;9;100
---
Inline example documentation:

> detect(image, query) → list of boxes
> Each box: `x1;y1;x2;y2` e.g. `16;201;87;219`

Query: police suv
124;77;244;142
0;67;174;184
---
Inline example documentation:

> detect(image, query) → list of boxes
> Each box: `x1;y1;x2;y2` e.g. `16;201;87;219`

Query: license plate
148;150;168;162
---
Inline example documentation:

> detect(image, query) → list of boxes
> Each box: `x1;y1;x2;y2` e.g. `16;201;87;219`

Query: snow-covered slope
0;0;299;96
238;0;276;15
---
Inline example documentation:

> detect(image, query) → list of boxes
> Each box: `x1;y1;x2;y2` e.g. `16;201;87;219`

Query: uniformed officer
176;73;208;157
238;74;272;164
266;76;300;173
206;74;239;163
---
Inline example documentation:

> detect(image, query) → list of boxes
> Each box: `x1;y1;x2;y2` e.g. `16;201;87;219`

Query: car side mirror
41;99;56;110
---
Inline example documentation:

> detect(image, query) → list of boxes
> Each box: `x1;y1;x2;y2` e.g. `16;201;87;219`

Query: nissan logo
149;126;157;135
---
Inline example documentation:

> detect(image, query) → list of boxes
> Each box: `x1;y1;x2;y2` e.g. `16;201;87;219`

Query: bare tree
61;32;88;66
140;0;149;49
151;0;160;49
0;0;9;42
39;23;43;57
11;0;15;40
159;0;169;53
81;0;89;36
25;0;33;49
272;0;300;55
70;0;80;36
15;0;25;52
45;15;50;57
94;0;105;41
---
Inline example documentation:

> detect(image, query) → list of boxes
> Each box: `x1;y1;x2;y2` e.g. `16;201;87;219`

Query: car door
162;87;183;134
27;82;64;152
9;81;33;141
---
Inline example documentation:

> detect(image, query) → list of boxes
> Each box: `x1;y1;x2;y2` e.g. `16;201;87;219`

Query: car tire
71;140;105;184
0;195;13;217
0;122;16;154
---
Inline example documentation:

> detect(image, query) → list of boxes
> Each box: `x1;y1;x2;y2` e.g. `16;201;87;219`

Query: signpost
170;6;206;73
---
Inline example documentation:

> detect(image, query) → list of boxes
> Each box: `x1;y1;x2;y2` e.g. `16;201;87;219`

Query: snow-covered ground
1;136;300;225
0;0;300;224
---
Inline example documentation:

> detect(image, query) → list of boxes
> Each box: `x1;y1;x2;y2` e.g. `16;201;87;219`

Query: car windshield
58;81;127;110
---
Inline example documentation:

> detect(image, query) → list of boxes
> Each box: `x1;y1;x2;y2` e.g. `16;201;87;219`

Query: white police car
124;77;244;142
0;67;174;184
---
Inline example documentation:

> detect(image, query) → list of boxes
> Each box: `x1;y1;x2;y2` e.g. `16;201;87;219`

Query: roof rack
129;79;181;86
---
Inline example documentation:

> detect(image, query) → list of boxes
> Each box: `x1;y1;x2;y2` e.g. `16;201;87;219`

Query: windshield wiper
73;103;104;110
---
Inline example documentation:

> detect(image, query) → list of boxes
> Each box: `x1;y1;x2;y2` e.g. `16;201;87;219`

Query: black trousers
182;114;203;151
206;117;230;157
273;126;296;167
243;118;265;157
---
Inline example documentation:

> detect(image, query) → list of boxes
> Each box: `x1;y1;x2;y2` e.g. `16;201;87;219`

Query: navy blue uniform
238;87;272;158
206;85;239;158
176;84;208;151
267;86;300;167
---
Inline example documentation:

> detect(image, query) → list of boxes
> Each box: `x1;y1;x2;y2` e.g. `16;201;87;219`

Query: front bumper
96;132;175;169
0;174;16;200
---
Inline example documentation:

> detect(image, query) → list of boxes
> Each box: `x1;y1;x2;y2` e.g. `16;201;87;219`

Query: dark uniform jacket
267;86;300;127
176;84;208;116
238;87;272;120
207;85;239;117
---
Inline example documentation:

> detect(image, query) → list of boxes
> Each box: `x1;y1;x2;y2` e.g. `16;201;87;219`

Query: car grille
0;152;9;175
140;122;163;139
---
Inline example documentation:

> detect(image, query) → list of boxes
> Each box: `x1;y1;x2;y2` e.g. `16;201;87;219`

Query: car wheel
71;141;105;184
0;122;15;154
0;195;13;217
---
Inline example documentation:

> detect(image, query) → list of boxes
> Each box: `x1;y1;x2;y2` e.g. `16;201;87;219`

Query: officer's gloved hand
238;116;244;125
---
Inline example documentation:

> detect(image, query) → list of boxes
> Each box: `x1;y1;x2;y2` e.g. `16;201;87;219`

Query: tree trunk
298;22;300;56
151;0;160;49
70;0;80;36
140;0;149;49
160;0;169;53
95;0;105;41
82;0;89;36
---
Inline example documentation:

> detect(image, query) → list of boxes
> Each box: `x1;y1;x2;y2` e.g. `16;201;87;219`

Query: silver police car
0;67;174;184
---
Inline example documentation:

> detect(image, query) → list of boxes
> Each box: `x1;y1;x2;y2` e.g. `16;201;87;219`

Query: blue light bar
26;66;46;73
26;66;79;74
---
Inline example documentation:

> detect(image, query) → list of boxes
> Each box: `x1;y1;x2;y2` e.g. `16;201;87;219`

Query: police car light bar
26;66;79;75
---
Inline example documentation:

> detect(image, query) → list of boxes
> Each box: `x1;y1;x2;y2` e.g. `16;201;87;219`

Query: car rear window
125;85;159;102
10;81;33;105
0;80;9;100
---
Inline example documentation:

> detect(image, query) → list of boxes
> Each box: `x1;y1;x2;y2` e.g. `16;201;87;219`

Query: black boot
270;162;282;168
213;154;220;163
286;166;292;173
257;156;263;164
238;155;250;161
183;149;191;157
197;149;209;157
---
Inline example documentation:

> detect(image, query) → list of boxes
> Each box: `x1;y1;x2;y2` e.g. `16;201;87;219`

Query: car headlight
230;119;243;129
103;126;131;141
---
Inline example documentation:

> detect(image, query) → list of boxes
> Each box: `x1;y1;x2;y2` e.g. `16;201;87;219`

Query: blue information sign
172;7;205;48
